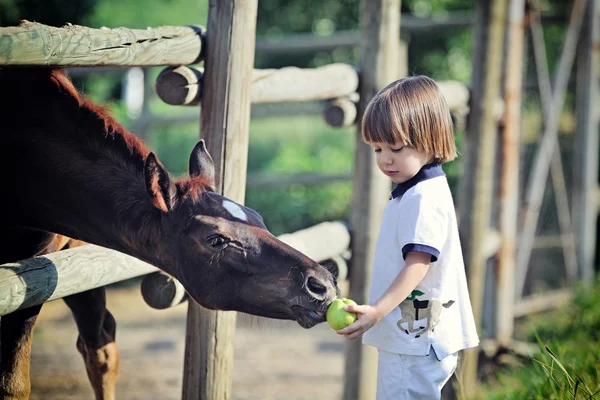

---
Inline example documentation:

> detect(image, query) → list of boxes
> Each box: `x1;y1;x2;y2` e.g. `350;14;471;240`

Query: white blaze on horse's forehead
222;200;248;221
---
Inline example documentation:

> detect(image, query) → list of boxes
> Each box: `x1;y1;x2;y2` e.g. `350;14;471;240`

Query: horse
0;67;338;399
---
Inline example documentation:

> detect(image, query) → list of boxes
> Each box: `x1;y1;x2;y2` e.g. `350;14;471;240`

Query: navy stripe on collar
390;163;445;199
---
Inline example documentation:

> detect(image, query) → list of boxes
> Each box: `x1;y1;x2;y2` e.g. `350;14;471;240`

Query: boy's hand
335;304;381;340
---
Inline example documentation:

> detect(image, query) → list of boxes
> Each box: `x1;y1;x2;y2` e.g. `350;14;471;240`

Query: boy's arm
337;251;430;340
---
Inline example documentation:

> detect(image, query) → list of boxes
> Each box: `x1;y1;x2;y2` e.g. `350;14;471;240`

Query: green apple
326;298;357;330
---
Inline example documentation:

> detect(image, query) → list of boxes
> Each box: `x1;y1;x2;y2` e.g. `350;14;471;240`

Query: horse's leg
0;227;57;399
0;305;43;400
63;288;118;400
58;237;118;399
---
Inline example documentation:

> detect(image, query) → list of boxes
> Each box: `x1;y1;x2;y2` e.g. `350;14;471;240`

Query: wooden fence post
344;1;402;399
496;0;525;347
573;0;599;284
181;1;257;399
458;0;507;396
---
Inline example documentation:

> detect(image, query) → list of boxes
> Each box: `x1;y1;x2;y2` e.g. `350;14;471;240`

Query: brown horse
0;68;338;399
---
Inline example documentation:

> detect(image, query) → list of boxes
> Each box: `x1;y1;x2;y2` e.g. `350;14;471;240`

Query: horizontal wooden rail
155;64;359;106
0;221;351;314
0;244;157;317
247;172;353;187
253;13;565;55
277;221;351;262
142;221;351;309
323;95;359;127
136;102;326;130
323;80;470;127
0;21;204;67
513;288;571;318
155;65;471;129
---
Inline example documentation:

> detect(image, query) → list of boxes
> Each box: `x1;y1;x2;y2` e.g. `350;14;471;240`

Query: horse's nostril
306;276;327;297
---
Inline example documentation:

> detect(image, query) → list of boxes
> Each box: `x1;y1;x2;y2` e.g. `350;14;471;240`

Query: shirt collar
390;163;445;199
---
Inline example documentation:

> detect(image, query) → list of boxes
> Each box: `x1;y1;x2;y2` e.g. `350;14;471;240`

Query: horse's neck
9;119;163;265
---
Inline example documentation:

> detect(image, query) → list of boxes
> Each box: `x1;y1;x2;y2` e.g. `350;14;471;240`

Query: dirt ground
30;284;347;400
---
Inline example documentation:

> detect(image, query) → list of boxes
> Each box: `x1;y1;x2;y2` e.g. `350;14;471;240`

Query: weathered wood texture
0;21;204;67
141;271;188;310
0;244;156;317
181;1;257;400
155;66;203;106
250;64;359;103
344;1;402;399
155;64;359;105
496;0;525;347
458;0;507;396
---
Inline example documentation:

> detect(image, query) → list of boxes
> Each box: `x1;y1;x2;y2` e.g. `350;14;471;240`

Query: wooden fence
0;1;386;398
2;1;597;398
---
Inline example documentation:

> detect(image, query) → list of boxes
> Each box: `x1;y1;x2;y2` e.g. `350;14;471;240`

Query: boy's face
369;139;432;184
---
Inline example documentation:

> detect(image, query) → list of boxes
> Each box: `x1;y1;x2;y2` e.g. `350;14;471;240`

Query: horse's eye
207;235;229;248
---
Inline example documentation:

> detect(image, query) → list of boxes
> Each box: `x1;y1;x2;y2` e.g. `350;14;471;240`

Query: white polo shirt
362;163;479;360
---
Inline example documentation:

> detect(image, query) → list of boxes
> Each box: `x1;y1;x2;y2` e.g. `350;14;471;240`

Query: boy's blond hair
361;76;457;163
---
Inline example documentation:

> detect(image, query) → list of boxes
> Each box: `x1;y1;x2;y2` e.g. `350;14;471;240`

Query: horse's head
144;140;339;328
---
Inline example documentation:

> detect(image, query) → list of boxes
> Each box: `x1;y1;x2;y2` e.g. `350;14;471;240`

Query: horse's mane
0;67;212;205
48;69;150;160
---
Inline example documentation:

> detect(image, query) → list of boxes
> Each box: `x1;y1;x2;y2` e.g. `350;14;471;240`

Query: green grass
480;279;600;399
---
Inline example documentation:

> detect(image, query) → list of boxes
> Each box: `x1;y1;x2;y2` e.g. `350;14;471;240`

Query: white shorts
376;349;458;400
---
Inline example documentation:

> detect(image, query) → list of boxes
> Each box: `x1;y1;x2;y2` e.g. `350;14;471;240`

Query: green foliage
481;280;600;399
83;0;208;28
246;116;355;235
0;0;97;26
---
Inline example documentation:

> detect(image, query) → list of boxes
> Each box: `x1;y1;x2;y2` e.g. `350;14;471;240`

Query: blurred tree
0;0;97;26
84;0;208;29
255;0;475;80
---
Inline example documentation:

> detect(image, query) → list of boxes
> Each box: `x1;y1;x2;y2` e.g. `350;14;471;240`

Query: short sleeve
397;193;447;262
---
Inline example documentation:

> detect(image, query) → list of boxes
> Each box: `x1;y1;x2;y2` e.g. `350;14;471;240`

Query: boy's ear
145;152;177;212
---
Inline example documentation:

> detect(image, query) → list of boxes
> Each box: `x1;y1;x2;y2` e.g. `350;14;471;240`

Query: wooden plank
252;13;566;55
0;21;204;67
156;64;469;111
277;221;351;262
479;339;538;358
513;288;572;317
344;1;402;399
181;1;257;399
458;0;507;396
496;0;525;347
0;244;157;317
251;64;359;103
573;0;600;284
156;64;359;105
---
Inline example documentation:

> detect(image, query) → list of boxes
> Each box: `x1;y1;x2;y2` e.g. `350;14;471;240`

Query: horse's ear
145;152;176;212
189;139;215;184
